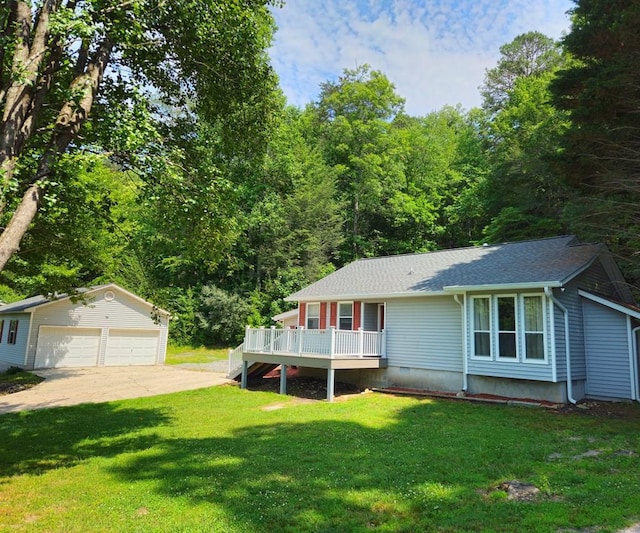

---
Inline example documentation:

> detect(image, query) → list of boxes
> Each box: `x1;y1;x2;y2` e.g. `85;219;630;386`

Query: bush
196;285;250;346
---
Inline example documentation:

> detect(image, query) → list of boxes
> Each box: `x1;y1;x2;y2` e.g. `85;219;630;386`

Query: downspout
545;287;576;404
453;294;468;392
631;326;640;403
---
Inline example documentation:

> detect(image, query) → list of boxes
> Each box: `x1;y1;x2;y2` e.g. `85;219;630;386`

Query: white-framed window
470;294;547;363
471;297;491;358
496;296;517;360
7;320;18;344
522;295;545;361
338;302;353;330
306;303;320;330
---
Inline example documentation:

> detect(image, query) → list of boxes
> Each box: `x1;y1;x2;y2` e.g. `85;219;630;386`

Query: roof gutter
285;290;450;303
545;286;576;404
444;281;562;293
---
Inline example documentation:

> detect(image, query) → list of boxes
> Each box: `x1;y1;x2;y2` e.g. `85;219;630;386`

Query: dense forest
0;0;638;347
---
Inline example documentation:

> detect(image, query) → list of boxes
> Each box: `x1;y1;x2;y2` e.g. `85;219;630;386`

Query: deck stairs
227;343;279;381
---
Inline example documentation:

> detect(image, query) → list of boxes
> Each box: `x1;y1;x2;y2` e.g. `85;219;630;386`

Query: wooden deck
238;327;387;401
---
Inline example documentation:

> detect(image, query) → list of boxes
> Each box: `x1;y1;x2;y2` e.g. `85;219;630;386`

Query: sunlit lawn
165;345;230;365
1;385;640;532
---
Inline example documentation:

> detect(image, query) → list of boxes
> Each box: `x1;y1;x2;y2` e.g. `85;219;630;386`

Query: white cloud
269;0;573;115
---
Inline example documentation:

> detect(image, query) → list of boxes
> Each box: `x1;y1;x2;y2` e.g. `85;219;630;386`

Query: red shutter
319;302;327;329
379;305;385;331
298;303;306;327
353;301;361;330
329;302;337;327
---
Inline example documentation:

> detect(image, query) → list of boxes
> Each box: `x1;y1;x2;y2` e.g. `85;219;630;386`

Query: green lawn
1;386;640;532
165;345;230;365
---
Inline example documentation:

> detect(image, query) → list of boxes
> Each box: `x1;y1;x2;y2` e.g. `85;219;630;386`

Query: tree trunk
0;184;42;271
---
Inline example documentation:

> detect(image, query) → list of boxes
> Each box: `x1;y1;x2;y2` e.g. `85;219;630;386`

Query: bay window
470;294;546;363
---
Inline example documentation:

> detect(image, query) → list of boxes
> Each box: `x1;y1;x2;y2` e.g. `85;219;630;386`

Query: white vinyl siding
386;296;463;372
24;287;168;369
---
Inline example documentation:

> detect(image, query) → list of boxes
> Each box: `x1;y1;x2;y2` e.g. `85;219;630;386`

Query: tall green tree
551;0;640;285
0;0;280;275
479;32;570;243
312;65;406;261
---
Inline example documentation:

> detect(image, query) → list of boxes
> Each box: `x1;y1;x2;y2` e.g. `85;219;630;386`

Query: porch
234;326;387;401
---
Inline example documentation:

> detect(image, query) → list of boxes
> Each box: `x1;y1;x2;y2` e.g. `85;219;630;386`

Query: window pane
307;303;320;318
474;332;490;357
497;297;515;330
339;318;353;330
473;298;490;330
339;303;352;317
499;332;517;358
526;333;544;359
524;296;543;331
307;318;320;330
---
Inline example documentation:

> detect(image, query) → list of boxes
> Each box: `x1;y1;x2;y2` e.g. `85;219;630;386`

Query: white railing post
297;326;304;355
244;325;250;349
381;329;386;358
330;327;336;359
269;325;275;353
358;327;364;358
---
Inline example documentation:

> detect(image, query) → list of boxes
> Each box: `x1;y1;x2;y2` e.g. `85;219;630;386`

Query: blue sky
269;0;574;116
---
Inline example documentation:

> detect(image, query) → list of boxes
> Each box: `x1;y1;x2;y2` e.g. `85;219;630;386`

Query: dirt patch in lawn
0;381;39;396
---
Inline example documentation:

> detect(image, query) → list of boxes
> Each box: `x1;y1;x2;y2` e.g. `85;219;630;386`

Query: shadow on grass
106;398;640;532
0;403;170;478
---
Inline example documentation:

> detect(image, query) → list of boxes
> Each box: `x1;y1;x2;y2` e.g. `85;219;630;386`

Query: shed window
306;303;320;330
7;320;18;344
338;302;353;330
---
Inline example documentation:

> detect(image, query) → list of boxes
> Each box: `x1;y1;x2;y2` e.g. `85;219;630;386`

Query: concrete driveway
0;366;232;414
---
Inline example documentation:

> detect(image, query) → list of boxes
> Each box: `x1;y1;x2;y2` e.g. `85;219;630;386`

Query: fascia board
443;281;562;293
285;291;449;302
578;289;640;320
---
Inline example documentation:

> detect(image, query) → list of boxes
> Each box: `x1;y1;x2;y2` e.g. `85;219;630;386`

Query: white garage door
35;326;101;368
105;329;160;366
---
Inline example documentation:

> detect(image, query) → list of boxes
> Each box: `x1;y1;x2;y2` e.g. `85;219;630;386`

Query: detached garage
0;284;170;370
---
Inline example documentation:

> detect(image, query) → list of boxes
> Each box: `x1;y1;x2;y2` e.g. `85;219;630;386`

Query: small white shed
0;284;170;369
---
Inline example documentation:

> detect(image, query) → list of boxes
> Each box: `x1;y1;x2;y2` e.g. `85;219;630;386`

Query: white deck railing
243;326;386;359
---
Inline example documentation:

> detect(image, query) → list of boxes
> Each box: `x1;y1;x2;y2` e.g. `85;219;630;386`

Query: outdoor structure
237;236;640;403
271;308;299;329
0;284;170;370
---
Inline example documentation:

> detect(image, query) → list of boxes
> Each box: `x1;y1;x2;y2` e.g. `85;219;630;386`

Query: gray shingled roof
287;236;604;301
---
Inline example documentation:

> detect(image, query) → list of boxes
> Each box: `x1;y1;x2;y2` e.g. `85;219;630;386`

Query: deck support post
280;364;288;395
327;367;335;402
241;360;249;389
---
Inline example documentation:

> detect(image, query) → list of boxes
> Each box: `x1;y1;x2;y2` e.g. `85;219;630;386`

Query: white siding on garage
25;287;168;369
35;326;101;368
105;329;160;366
385;296;463;372
583;299;633;400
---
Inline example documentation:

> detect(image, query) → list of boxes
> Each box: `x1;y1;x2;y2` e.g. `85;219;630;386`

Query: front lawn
1;386;640;532
164;345;230;365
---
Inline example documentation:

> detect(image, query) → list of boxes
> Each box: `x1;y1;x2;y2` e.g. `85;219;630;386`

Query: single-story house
239;236;640;403
0;283;170;369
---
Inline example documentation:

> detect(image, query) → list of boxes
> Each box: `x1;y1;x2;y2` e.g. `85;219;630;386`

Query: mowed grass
165;345;230;365
1;386;640;532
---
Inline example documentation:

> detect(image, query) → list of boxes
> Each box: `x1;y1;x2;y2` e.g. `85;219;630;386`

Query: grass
1;386;640;532
164;345;230;365
0;367;43;394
